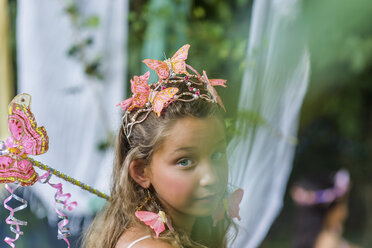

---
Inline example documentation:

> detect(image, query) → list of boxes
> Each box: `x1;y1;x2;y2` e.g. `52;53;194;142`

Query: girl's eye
177;158;194;167
211;151;225;161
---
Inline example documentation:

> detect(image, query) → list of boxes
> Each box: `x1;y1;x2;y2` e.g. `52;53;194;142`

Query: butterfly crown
117;44;227;139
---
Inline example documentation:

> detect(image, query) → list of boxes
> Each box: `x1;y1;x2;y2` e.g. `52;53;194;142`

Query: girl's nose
200;160;217;187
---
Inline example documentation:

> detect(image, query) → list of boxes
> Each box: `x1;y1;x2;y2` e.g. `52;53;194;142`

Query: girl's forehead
161;116;226;150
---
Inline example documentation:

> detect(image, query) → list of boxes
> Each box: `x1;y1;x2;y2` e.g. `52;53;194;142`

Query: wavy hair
82;81;235;247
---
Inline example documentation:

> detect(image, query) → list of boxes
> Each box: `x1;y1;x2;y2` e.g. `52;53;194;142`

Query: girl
291;170;361;248
82;44;242;248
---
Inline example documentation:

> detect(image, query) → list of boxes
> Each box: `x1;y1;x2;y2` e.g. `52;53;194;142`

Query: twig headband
116;44;227;139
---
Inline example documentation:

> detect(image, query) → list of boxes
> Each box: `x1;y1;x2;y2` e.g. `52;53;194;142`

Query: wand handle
27;157;110;200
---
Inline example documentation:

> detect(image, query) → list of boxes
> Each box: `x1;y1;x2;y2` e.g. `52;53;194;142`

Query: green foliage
64;1;103;81
340;36;372;73
302;0;372;143
225;110;268;141
304;0;372;75
83;15;100;28
128;0;253;118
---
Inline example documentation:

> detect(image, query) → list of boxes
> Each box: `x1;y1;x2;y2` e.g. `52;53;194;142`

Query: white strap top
127;235;151;248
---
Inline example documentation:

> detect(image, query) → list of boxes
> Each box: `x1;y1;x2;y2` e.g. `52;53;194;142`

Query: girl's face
148;116;228;217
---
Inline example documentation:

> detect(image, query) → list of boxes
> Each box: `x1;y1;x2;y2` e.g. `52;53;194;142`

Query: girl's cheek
159;171;196;204
218;164;228;187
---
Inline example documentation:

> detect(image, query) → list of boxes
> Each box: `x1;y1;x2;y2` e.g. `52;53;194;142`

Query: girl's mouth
195;194;218;202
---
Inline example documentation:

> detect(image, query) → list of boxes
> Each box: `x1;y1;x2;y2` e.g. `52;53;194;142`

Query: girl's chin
189;202;220;217
195;209;216;217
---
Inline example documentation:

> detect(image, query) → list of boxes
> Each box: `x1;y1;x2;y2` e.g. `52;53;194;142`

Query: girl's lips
196;194;218;201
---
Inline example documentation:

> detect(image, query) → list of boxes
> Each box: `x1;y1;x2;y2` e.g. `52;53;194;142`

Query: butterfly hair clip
135;210;174;238
143;44;190;80
0;94;109;248
117;44;228;139
212;188;244;226
134;189;174;237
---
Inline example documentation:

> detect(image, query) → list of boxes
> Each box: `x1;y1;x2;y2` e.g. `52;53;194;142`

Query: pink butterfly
128;71;151;111
117;72;179;116
202;70;227;111
143;44;190;80
0;94;49;186
116;97;133;112
150;87;179;116
135;210;174;237
212;188;244;226
117;71;151;111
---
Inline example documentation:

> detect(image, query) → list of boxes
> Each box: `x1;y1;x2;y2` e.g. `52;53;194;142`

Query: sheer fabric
16;0;128;221
228;0;310;247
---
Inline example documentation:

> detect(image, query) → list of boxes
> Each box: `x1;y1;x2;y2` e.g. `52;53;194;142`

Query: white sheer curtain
17;0;128;222
228;0;310;247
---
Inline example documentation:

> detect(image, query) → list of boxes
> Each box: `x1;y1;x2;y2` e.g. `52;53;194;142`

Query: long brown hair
82;81;235;247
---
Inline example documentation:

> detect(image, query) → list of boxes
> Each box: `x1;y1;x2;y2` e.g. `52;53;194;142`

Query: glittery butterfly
0;94;49;186
212;188;244;226
149;87;179;117
135;210;174;237
202;70;227;111
116;71;151;111
117;72;179;116
142;44;190;80
129;71;151;111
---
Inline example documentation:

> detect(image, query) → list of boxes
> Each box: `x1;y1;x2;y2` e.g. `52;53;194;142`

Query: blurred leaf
217;2;232;20
238;110;267;126
67;44;79;56
65;4;78;20
82;15;100;28
85;59;103;80
193;6;206;19
85;37;94;46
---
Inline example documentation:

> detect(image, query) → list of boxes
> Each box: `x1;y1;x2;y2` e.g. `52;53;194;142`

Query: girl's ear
129;159;151;188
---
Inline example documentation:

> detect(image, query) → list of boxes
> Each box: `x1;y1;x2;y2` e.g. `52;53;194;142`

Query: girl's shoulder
115;226;174;248
116;237;174;248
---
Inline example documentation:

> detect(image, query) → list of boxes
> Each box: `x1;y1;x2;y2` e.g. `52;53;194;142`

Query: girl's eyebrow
174;146;195;153
174;139;226;152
